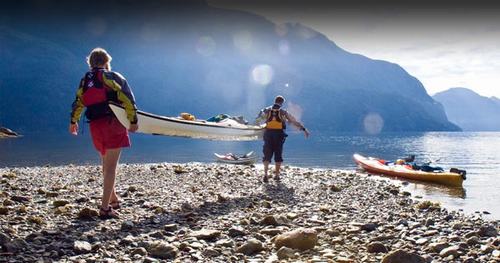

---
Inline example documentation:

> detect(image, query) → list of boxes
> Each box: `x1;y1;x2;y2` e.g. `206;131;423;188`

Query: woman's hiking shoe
273;175;281;181
262;176;269;183
99;206;119;219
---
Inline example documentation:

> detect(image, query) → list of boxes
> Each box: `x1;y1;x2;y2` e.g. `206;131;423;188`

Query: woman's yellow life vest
265;108;284;129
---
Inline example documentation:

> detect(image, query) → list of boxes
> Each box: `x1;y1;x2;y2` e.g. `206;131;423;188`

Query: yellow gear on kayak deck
180;112;195;121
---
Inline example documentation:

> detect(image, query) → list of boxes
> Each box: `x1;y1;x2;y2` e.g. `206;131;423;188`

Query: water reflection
356;168;467;199
404;182;467;199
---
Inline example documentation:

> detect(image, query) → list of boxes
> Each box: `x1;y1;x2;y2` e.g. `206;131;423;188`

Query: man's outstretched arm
284;111;309;138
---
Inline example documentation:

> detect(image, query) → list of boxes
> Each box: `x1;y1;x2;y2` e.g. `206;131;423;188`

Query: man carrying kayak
256;95;309;182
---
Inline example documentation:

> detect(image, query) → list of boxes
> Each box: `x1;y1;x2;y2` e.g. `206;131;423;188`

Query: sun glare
251;64;274;86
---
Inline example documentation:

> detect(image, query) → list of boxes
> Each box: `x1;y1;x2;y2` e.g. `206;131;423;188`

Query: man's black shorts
262;129;287;162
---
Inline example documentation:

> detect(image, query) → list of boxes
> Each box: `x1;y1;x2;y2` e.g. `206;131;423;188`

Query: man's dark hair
274;95;285;104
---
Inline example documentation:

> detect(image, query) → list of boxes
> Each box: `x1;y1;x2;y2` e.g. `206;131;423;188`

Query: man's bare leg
274;162;282;180
263;161;270;182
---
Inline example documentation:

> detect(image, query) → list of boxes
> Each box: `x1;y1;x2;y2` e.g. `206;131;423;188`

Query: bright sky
209;1;500;98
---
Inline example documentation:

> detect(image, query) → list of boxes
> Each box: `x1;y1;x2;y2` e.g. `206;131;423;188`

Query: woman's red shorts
89;117;130;155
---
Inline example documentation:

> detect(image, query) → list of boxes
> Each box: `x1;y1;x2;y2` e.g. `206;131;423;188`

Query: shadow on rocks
28;179;298;261
262;181;298;205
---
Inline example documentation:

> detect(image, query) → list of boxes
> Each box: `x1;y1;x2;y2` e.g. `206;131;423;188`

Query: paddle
423;158;441;165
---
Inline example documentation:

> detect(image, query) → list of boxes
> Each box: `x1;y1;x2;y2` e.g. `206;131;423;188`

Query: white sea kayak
109;102;264;141
214;151;258;164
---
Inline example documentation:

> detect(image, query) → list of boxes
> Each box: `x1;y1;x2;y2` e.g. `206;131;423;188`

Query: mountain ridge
0;0;460;133
433;87;500;131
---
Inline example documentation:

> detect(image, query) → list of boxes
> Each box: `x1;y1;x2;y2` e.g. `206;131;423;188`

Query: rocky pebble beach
0;163;499;262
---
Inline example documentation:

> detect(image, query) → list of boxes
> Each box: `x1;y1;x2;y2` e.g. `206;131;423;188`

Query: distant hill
491;97;500;107
0;0;460;133
433;88;500;131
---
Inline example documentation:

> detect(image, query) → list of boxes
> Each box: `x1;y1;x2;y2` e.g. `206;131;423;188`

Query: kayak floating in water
109;102;264;141
353;153;466;187
214;151;258;165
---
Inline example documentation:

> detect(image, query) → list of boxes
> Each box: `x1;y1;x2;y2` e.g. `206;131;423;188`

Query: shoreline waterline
2;161;495;220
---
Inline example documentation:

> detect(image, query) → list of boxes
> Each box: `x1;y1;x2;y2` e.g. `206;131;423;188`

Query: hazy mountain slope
433;88;500;131
0;0;460;133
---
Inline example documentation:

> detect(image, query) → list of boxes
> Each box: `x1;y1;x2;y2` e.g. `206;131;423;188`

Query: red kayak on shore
353;153;465;187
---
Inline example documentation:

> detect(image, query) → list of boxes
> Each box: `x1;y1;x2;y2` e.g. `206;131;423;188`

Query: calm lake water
1;131;499;220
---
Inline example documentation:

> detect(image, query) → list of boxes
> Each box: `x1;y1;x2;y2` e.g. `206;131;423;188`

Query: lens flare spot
196;36;216;56
296;24;317;39
251;64;274;86
141;23;161;42
363;113;384;135
275;23;288;37
233;31;253;52
86;17;107;36
279;40;290;55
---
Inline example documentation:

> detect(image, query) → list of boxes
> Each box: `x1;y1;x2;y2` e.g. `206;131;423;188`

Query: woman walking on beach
69;48;138;219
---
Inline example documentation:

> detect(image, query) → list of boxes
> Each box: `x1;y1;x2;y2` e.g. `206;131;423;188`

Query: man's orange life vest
265;106;286;130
